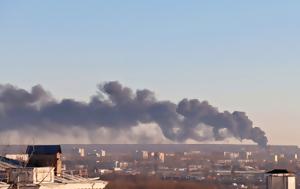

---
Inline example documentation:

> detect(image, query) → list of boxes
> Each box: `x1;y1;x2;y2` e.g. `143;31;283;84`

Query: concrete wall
8;167;54;184
267;174;296;189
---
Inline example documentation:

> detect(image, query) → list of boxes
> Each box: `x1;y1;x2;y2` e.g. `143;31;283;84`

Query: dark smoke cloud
0;81;268;146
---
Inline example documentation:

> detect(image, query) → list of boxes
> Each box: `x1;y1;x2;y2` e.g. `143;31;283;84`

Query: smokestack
0;81;268;146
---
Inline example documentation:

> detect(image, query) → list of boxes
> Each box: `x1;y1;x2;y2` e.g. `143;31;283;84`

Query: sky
0;1;300;145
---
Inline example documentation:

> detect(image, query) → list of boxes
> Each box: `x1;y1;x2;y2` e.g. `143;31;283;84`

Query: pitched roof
26;145;62;155
266;169;292;174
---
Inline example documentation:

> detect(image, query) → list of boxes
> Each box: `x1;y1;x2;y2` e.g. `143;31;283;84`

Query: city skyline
1;1;300;145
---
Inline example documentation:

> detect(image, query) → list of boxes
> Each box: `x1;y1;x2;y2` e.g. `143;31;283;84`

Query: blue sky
0;1;300;145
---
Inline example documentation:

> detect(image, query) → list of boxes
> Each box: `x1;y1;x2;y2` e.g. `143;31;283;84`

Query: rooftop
266;169;293;174
26;145;62;155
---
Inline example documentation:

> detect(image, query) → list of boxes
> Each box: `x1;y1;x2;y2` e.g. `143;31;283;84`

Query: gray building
266;169;296;189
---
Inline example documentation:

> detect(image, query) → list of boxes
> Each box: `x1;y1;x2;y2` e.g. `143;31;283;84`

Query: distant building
119;161;129;169
224;152;239;159
134;150;148;160
97;161;120;170
239;151;252;160
94;150;106;157
90;149;106;157
183;151;201;156
147;152;165;163
78;148;85;157
266;169;296;189
154;152;165;163
100;149;106;157
279;154;285;159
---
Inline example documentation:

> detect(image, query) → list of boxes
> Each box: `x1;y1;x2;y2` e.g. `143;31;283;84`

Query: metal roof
266;169;292;174
26;145;62;155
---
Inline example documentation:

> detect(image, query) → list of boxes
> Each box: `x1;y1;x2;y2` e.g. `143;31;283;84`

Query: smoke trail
0;81;268;146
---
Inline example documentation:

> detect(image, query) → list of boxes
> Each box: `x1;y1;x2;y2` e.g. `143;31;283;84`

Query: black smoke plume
0;81;268;146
